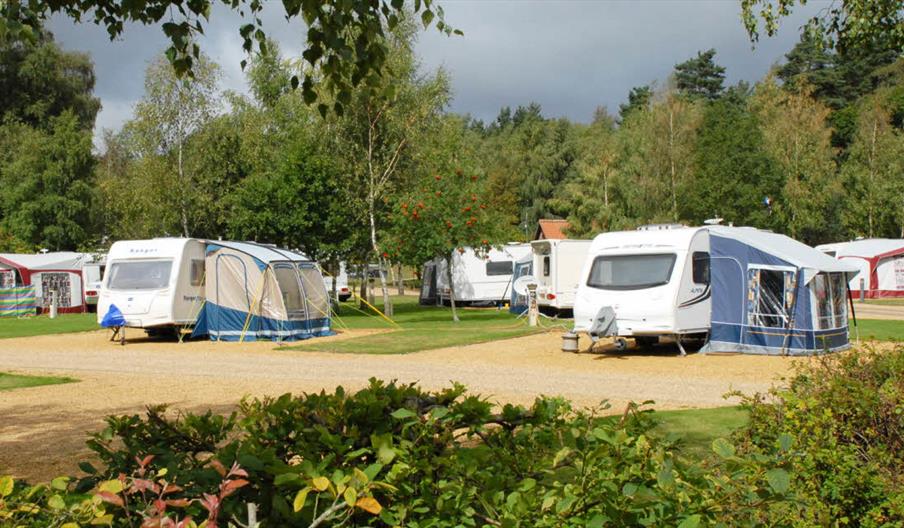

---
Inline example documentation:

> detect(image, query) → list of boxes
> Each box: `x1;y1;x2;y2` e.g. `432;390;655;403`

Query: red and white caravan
816;239;904;298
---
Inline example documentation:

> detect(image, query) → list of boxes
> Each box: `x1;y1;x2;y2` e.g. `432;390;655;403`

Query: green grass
860;298;904;306
651;406;749;457
852;318;904;342
0;313;97;339
292;295;543;354
0;371;75;391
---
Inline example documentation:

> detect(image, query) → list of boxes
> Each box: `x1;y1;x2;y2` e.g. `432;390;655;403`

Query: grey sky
47;0;825;146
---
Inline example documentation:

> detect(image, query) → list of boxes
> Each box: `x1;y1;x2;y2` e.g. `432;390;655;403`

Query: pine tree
674;49;726;101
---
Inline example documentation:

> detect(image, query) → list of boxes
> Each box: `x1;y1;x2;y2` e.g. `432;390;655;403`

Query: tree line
1;19;902;314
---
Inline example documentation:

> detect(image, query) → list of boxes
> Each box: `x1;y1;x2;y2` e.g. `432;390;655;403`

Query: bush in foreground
3;379;798;527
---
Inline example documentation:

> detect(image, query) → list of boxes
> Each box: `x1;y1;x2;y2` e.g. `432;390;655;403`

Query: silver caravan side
98;238;206;329
573;227;711;346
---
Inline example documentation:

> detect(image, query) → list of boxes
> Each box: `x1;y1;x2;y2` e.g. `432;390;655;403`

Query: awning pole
848;286;859;344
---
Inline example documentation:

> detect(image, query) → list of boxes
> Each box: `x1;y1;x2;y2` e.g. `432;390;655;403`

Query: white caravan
435;244;532;306
573;225;857;355
573;226;710;348
97;238;206;330
531;239;592;313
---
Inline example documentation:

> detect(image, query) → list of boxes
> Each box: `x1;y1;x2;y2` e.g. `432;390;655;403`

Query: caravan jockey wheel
613;337;629;352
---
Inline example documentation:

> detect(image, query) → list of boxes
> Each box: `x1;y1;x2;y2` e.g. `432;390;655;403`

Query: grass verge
0;372;75;391
292;295;543;354
852;318;904;342
651;406;749;457
0;313;97;339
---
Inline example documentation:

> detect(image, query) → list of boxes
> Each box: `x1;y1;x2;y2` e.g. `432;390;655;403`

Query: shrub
734;345;904;526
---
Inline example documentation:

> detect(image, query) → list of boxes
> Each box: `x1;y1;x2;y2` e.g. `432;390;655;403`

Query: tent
509;254;533;314
703;227;859;355
192;241;332;341
816;239;904;298
0;252;89;313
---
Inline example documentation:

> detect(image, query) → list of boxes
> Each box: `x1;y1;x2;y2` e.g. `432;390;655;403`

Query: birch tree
329;21;450;316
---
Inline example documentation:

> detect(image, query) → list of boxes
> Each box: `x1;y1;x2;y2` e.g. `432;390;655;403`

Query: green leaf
363;463;383;481
390;408;416;420
78;462;97;475
766;468;791;494
677;514;701;528
50;477;68;491
99;479;124;494
552;447;571;467
47;494;65;510
421;9;435;28
778;433;793;452
274;473;301;486
293;487;310;512
343;486;357;507
711;437;736;458
622;483;638;497
0;476;14;497
588;514;607;528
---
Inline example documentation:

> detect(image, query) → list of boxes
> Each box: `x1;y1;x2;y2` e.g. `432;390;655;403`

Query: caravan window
692;252;710;285
543;256;550;277
486;261;513;276
813;272;848;329
273;265;305;319
107;260;172;290
747;268;793;328
587;254;677;290
190;259;205;287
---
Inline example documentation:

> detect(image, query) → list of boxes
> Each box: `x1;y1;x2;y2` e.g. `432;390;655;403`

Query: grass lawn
0;313;97;340
292;295;543;354
860;299;904;306
0;371;75;391
651;406;749;457
853;318;904;342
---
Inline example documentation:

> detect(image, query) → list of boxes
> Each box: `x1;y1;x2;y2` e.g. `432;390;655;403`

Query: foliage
674;49;726;101
0;0;458;114
26;380;798;527
0;27;100;130
741;0;904;54
733;345;904;526
0;111;97;251
618;85;653;122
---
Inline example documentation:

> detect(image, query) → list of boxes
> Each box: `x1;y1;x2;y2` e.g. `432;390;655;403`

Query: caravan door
675;231;711;334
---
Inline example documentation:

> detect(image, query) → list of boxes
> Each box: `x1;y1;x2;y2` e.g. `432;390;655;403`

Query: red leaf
139;455;155;468
208;460;227;477
223;479;249;495
228;462;248;478
162;483;184;495
165;499;192;508
97;491;124;507
153;498;167;513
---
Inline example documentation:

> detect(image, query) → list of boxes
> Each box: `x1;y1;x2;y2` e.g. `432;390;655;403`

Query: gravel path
0;329;801;481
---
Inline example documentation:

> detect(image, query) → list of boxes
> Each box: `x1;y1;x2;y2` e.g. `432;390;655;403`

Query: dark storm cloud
46;0;825;146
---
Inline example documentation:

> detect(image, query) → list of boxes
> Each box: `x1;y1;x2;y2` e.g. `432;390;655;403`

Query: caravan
530;239;592;314
573;225;858;355
816;239;904;298
431;244;532;306
97;238;206;329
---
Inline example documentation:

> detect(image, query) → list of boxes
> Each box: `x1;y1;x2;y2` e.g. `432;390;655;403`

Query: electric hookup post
528;283;538;327
860;278;865;302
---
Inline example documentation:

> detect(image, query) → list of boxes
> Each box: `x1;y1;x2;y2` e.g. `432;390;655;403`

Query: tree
0;0;458;114
674;49;725;101
741;0;904;54
0;27;100;130
616;91;703;224
328;19;450;316
684;93;782;228
128;53;221;237
389;123;508;321
840;92;904;238
751;77;842;244
618;85;653;122
0;112;96;250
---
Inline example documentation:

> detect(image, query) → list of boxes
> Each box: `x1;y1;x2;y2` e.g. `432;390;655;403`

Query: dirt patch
852;302;904;320
1;328;803;481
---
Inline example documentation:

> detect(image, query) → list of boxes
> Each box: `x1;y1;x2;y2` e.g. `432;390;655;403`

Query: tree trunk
445;255;459;322
369;203;393;317
668;109;678;222
396;262;405;296
358;264;368;310
178;136;190;237
329;261;339;313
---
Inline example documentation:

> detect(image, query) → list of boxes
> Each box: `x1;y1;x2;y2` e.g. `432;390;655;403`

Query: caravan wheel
613;337;629;352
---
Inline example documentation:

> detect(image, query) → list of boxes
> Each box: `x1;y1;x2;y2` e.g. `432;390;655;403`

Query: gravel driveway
0;329;799;480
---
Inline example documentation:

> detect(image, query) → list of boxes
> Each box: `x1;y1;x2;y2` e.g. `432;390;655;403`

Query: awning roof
0;252;89;271
817;238;904;259
709;227;859;282
206;241;310;264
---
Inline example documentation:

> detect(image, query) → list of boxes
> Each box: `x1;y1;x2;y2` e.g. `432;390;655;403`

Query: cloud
46;0;825;145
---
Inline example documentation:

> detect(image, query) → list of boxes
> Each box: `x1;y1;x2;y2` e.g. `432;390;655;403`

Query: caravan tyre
613;337;629;352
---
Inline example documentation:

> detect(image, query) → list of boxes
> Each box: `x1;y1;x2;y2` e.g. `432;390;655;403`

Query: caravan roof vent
636;223;686;231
